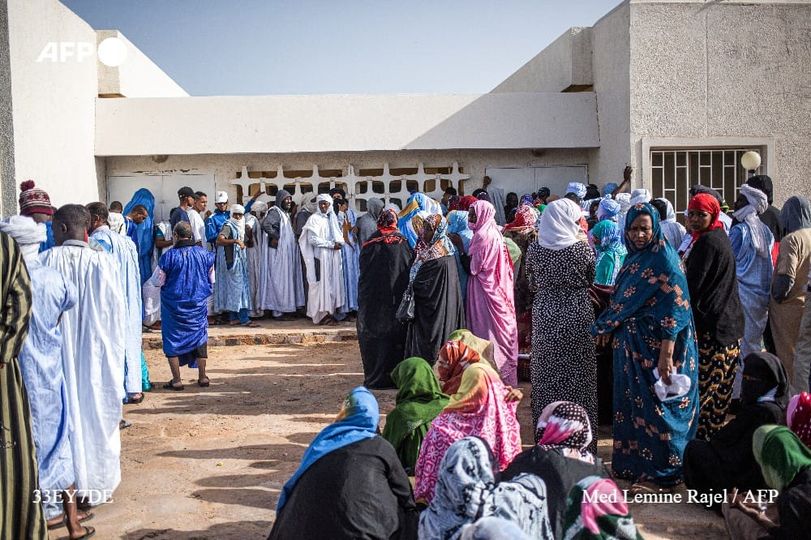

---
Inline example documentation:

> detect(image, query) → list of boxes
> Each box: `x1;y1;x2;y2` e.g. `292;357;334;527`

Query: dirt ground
48;340;730;540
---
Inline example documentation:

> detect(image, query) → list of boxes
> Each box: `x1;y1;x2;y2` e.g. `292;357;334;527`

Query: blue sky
63;0;617;96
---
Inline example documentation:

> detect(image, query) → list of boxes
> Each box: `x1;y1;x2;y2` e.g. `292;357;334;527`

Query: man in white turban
214;204;257;326
298;194;346;324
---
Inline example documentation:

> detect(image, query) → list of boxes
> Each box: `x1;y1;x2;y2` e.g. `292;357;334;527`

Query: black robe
683;401;784;499
268;437;418;540
501;447;604;539
357;231;412;388
404;255;465;364
684;228;744;346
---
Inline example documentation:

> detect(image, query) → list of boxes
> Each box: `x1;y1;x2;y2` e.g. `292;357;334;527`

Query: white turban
216;191;229;203
630;188;651;205
734;184;771;257
316;194;334;213
230;204;245;215
251;200;269;213
0;215;46;261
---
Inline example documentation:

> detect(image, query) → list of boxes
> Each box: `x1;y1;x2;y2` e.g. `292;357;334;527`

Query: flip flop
198;378;210;387
162;381;184;391
46;511;94;530
75;525;96;539
126;393;144;404
240;322;261;328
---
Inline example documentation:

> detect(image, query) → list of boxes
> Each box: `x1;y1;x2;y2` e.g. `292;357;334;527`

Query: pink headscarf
788;392;811;448
413;363;522;504
466;201;518;385
580;478;631;534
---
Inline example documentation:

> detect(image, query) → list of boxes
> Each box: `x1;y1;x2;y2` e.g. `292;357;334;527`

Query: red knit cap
18;180;53;216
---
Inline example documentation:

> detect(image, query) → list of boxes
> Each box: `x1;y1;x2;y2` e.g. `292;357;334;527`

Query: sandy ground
48;341;729;540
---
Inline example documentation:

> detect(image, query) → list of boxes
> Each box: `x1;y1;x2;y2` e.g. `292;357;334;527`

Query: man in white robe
87;202;144;402
298;194;345;324
39;205;126;502
261;190;305;318
188;191;208;246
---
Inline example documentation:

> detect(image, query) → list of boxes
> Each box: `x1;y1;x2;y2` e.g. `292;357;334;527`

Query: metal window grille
650;148;763;219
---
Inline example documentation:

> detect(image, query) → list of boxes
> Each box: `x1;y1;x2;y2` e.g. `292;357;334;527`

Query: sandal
240;321;260;328
119;419;132;430
127;393;144;404
629;480;666;495
162;381;184;391
47;511;94;530
74;525;96;539
198;378;210;388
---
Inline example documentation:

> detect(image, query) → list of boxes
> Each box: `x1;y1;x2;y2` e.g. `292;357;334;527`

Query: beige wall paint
629;0;811;204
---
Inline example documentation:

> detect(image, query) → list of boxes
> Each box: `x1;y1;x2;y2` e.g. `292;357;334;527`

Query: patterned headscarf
591;220;625;256
562;476;642;539
566;182;587;200
408;214;454;283
519;194;534;207
436;340;484;395
418;437;553;540
597;198;621;222
787;393;811;448
377;207;398;231
535;401;595;463
753;425;811;491
504;205;539;232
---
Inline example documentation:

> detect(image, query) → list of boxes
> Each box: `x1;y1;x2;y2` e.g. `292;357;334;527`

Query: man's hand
623;165;633;182
270;238;279;248
236;240;245;249
333;243;343;250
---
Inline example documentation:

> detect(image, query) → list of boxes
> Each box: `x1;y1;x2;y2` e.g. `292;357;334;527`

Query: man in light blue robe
87;202;145;401
214;204;255;326
336;199;360;315
0;216;93;537
39;205;126;502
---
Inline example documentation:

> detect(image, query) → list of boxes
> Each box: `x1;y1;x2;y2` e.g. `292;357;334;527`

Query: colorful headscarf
436;340;485;395
519;194;534;207
447;210;474;252
382;357;449;456
687;193;724;241
458;195;479;211
591;220;625;256
409;214;454;282
419;437;554;540
398;192;442;247
447;329;496;365
535;401;595;463
536;199;582;251
562;476;642;539
787;393;811;448
362;207;406;248
377;207;398;231
753;425;811;491
504;205;539;232
277;387;379;510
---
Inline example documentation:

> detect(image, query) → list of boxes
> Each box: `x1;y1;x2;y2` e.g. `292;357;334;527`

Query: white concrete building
1;0;809;219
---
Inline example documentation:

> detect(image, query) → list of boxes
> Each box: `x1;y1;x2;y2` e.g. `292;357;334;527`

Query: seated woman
684;352;788;505
446;328;495;366
788;392;811;447
419;437;554;540
414;363;522;504
561;476;643;539
501;401;604;539
382;357;449;474
268;387;417;540
723;426;811;539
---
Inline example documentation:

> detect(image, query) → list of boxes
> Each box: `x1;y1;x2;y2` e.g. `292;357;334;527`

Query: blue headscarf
446;210;473;251
597;197;621;222
398;192;442;247
594;203;691;340
276;387;379;511
602;182;618;197
123;188;156;284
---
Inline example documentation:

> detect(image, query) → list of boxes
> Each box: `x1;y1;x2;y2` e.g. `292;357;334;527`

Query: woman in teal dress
591;220;627;286
592;203;699;490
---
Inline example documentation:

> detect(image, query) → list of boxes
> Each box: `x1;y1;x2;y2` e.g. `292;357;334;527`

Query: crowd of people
3;168;811;539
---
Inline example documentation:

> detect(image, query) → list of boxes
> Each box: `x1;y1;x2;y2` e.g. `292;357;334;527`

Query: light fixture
741;151;761;173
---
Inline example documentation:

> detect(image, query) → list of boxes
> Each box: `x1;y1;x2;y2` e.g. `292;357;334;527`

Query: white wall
97;30;187;98
95;92;599;156
5;0;101;209
492;27;593;93
103;148;594;209
629;0;811;203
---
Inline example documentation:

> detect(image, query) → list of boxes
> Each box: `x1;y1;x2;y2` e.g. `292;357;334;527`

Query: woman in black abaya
357;208;412;388
404;214;465;364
